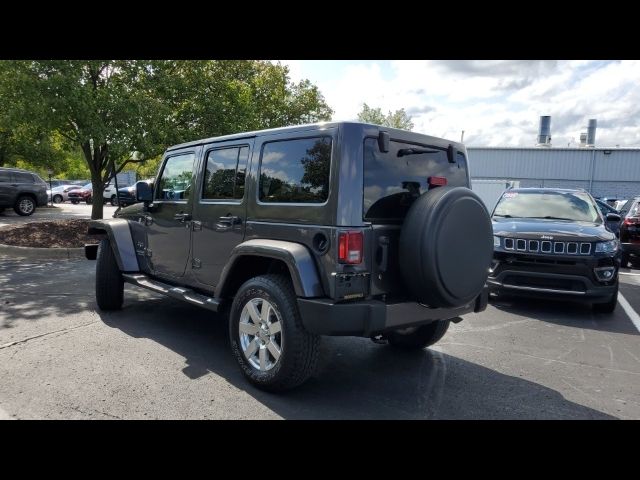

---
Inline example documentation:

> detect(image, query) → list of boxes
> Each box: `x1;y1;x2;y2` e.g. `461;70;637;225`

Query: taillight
624;217;639;225
428;176;447;187
338;231;363;264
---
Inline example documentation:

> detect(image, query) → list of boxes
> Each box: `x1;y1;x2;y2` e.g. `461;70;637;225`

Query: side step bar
122;274;222;312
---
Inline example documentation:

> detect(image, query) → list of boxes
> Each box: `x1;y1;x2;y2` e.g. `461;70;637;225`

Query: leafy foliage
357;103;415;130
0;60;333;218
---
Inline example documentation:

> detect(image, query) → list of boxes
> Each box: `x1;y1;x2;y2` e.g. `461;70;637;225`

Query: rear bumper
297;287;488;337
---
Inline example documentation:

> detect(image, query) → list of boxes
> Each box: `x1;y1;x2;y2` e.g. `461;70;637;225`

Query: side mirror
606;213;621;222
136;181;153;205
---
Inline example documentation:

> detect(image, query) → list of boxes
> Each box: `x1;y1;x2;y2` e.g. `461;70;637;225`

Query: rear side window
12;172;35;183
202;146;249;200
363;138;468;222
156;153;196;201
259;136;331;204
0;171;10;182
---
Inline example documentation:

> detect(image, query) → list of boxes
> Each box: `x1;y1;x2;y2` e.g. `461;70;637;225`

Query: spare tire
399;186;493;308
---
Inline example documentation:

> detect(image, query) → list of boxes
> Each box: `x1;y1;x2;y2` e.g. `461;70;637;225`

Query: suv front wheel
229;274;320;392
14;195;36;216
95;238;124;310
593;284;618;314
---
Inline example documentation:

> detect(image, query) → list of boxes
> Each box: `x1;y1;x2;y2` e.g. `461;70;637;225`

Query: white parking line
617;292;640;333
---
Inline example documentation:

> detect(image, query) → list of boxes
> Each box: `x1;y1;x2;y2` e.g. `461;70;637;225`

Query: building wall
468;147;640;199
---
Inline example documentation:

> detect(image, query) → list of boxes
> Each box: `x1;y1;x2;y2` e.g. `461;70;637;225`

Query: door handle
173;212;192;222
218;215;241;225
216;215;242;229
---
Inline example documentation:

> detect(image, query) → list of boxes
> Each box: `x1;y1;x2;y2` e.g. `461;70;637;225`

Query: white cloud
279;60;640;147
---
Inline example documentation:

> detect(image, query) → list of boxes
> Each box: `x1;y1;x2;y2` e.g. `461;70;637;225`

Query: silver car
46;184;82;203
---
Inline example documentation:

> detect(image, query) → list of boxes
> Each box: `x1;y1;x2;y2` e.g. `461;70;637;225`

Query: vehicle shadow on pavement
489;294;639;336
0;259;93;329
98;295;616;419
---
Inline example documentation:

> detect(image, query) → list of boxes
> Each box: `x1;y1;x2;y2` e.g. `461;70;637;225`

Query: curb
0;242;85;260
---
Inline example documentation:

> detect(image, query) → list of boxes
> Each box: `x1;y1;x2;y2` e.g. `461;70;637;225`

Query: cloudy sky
278;60;640;148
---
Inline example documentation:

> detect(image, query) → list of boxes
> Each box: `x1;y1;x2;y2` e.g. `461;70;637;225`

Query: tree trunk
90;171;104;220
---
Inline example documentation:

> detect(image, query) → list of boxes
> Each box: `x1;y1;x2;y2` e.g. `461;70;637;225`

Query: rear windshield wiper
397;148;439;157
527;216;574;221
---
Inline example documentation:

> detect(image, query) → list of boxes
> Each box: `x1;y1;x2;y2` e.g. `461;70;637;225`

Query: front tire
95;238;124;311
593;285;618;314
110;195;117;206
71;200;79;204
14;195;36;216
621;252;630;268
229;274;320;392
386;320;451;350
86;197;92;205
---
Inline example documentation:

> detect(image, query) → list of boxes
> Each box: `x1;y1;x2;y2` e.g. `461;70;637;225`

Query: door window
156;153;196;201
11;172;35;183
202;146;249;200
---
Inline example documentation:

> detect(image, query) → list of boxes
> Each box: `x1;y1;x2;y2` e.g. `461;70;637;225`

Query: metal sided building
467;116;640;201
468;146;640;199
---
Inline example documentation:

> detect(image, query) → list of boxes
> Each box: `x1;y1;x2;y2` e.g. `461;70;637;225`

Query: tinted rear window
259;137;331;204
12;172;35;183
363;138;468;222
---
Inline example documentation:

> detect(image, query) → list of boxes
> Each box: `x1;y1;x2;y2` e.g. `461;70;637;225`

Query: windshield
493;191;601;223
82;183;92;189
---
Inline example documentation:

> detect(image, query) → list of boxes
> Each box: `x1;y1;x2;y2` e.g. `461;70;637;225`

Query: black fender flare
217;239;324;298
87;219;139;272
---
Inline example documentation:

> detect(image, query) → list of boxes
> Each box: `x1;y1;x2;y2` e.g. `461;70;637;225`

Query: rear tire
229;274;320;392
110;195;117;206
53;194;63;204
386;320;451;350
95;238;124;311
593;285;618;314
14;195;36;216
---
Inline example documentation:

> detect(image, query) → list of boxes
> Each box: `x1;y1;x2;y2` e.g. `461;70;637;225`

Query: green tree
357;103;415;130
301;138;331;198
0;61;179;218
0;60;333;219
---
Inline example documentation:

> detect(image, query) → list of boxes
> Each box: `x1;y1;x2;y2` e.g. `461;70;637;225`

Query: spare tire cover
399;186;493;308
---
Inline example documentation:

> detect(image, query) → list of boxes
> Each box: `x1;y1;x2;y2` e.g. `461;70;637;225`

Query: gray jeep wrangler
86;122;493;391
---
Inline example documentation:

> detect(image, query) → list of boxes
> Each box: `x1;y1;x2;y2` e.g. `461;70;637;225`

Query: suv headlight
595;239;619;253
493;235;501;247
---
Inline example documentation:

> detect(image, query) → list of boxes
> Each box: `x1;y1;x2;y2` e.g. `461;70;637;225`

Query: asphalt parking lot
0;255;639;419
0;203;118;228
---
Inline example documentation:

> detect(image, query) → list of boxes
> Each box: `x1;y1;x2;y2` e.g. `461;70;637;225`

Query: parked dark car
617;195;640;267
85;121;493;391
595;198;622;236
0;167;49;216
116;178;154;207
489;188;620;313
